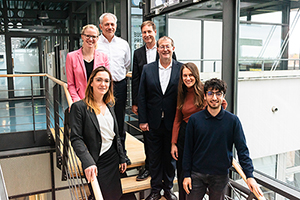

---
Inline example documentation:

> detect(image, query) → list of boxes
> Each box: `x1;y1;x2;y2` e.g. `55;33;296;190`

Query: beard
207;100;221;109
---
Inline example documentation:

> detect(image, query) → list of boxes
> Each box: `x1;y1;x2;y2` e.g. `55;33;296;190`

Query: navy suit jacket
132;45;177;106
138;59;182;131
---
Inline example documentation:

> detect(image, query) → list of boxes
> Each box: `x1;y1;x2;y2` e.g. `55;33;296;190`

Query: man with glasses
132;21;177;181
182;78;262;199
138;36;182;200
97;13;131;165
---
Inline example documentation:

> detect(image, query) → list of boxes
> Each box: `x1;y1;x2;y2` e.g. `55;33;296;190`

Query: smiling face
182;67;196;88
157;38;175;62
204;89;225;110
90;71;111;97
99;15;116;41
142;25;157;47
81;27;99;49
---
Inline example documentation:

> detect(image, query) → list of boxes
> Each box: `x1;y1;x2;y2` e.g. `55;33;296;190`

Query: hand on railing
84;165;97;183
232;158;266;200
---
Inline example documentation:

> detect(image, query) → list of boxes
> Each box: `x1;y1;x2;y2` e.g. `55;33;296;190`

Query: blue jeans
187;172;229;200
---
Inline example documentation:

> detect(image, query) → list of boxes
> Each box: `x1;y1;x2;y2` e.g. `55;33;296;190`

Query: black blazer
70;100;126;170
132;45;177;106
138;59;183;131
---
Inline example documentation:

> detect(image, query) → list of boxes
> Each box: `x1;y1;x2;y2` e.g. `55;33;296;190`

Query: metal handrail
0;73;73;108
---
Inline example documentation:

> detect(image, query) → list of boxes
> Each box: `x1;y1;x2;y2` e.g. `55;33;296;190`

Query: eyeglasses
82;34;99;40
95;78;111;84
158;45;172;50
206;91;223;98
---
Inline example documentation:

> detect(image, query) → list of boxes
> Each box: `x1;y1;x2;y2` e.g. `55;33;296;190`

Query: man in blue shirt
182;78;262;199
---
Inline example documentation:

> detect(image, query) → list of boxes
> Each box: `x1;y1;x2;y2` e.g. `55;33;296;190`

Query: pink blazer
66;48;110;102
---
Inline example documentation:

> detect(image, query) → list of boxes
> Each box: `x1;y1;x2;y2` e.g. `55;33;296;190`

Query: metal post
281;2;290;70
222;0;240;198
54;84;62;169
213;61;216;72
50;152;56;200
45;78;51;141
31;76;36;142
221;0;240;115
143;0;151;21
262;61;265;71
201;20;204;72
120;0;128;40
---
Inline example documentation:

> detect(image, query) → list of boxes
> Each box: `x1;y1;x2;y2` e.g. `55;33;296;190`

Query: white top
97;34;131;81
146;45;157;64
96;106;116;156
159;59;172;94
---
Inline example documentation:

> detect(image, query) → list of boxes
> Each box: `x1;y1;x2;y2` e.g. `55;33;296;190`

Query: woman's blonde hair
81;24;99;35
81;24;99;49
83;66;114;115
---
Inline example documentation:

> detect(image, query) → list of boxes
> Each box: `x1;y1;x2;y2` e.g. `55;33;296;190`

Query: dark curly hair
204;78;227;95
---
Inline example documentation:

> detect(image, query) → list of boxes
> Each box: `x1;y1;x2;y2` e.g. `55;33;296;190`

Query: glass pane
11;37;40;97
239;23;282;71
153;15;166;38
131;15;143;57
0;35;7;99
168;18;202;69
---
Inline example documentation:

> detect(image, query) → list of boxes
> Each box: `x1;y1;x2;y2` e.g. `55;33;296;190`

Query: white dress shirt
97;106;116;156
159;60;172;94
146;45;157;64
97;34;131;81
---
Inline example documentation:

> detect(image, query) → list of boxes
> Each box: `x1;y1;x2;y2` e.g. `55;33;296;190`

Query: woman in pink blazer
66;24;109;102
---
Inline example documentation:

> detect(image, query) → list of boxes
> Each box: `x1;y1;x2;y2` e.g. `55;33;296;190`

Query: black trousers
148;120;176;193
177;121;187;200
187;172;229;200
114;78;127;153
143;130;150;170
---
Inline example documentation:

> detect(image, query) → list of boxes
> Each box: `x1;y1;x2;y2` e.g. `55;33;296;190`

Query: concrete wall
237;76;300;159
1;152;71;199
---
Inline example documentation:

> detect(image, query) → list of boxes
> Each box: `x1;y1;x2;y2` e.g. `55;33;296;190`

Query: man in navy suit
132;21;176;181
138;36;182;200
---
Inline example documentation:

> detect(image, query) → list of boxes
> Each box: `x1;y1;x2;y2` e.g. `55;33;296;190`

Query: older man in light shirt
97;13;131;165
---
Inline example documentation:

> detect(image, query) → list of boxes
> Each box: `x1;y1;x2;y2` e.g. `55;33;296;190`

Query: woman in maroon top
171;63;227;200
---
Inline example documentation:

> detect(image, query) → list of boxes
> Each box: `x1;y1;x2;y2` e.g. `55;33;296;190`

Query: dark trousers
148;120;176;193
143;130;150;170
187;172;229;200
114;78;127;153
177;121;187;200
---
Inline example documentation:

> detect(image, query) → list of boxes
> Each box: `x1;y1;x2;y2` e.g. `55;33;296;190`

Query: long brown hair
177;62;204;109
83;66;114;114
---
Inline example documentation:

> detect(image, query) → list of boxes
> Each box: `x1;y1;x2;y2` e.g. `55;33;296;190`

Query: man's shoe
125;155;131;165
145;192;161;200
136;169;150;181
163;190;177;200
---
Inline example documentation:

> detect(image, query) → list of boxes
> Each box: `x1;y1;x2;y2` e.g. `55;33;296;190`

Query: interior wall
1;152;70;199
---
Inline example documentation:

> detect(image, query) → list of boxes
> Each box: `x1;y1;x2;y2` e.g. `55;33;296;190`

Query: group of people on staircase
66;12;263;200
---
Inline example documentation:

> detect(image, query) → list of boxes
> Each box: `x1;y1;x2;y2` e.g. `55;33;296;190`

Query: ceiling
0;0;101;32
168;0;300;20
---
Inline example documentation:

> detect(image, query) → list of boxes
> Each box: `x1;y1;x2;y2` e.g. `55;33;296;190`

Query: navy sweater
183;107;254;178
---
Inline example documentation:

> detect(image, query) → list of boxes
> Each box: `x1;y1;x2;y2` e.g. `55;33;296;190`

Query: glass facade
150;0;300;196
0;35;7;99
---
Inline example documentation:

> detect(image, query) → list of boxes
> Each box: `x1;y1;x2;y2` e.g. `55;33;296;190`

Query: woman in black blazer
70;66;127;200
